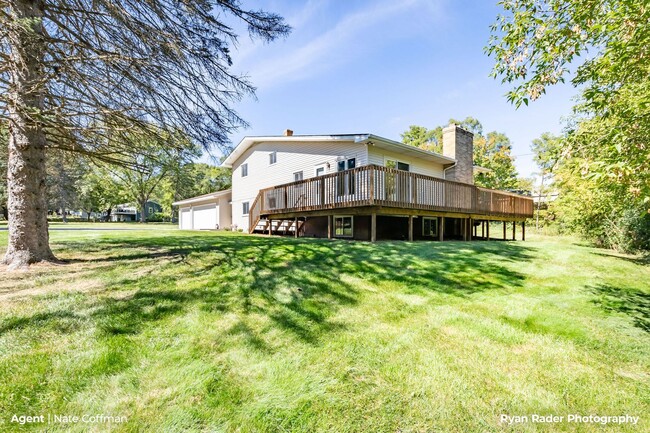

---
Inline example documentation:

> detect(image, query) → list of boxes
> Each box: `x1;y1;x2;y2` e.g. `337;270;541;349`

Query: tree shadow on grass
590;283;650;333
1;234;535;347
592;251;650;266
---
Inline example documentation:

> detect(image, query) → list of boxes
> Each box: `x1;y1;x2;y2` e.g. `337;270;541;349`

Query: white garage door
192;204;218;230
180;208;192;230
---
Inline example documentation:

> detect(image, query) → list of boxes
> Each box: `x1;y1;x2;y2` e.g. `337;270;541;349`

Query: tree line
0;122;230;223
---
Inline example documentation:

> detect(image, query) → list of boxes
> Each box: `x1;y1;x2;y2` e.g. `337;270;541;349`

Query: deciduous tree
108;131;199;223
487;0;650;205
401;117;518;190
400;125;442;153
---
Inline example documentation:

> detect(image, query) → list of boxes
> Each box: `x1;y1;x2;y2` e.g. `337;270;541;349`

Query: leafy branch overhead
487;0;650;206
0;1;291;160
486;0;649;110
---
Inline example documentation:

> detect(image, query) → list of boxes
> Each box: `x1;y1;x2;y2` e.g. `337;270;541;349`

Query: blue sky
218;0;577;181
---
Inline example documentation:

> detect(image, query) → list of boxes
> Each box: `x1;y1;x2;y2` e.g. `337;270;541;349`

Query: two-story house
174;124;533;241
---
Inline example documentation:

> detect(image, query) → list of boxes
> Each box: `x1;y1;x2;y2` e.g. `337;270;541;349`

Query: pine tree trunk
3;0;56;268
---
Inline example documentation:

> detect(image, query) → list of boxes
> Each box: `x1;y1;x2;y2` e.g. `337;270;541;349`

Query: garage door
180;208;192;230
192;204;218;230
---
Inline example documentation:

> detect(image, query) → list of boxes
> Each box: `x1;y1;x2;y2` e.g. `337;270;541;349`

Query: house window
422;217;438;237
336;158;356;196
269;151;277;165
386;160;410;171
242;201;250;215
241;163;248;177
148;206;153;214
294;171;303;182
315;164;326;177
334;216;353;237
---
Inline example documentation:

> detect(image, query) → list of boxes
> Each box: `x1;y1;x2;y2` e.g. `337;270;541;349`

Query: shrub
601;208;650;253
146;212;167;223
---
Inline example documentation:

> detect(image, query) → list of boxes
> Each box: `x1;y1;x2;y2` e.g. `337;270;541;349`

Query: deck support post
512;220;516;240
408;216;413;242
522;221;526;241
439;217;445;241
503;221;506;240
462;218;468;241
486;220;490;240
294;217;298;238
481;221;485;239
370;212;377;242
468;218;473;241
327;215;332;239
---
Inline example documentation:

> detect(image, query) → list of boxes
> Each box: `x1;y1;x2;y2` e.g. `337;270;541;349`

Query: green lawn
0;227;648;432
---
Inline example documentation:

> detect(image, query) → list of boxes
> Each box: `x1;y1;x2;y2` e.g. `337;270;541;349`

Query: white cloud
237;0;446;90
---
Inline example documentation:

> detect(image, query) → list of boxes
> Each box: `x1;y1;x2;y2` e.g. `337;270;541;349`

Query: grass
0;226;648;432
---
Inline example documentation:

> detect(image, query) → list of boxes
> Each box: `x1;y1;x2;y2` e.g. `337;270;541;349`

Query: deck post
462;218;467;241
503;221;506;240
522;221;526;241
371;212;377;242
486;220;490;240
408;216;413;242
481;221;485;239
439;216;445;241
268;219;273;236
468;217;473;241
512;220;516;240
294;217;298;238
327;215;332;239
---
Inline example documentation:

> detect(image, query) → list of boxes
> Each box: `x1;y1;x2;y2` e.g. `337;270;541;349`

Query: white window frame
314;163;327;177
422;217;438;237
293;171;303;182
269;151;277;165
385;158;410;171
242;201;250;215
241;163;248;177
334;215;354;238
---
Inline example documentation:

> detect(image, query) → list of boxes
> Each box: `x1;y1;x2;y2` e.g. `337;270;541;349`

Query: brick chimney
283;129;293;136
442;123;474;184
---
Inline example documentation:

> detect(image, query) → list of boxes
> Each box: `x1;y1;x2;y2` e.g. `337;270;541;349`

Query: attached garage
173;189;232;231
180;208;192;229
191;203;218;230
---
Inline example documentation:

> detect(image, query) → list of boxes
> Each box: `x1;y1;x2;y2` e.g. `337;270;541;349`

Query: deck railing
250;165;533;228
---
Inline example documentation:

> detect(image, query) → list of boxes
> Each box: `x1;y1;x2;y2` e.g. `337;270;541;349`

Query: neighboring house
174;124;534;241
111;201;162;222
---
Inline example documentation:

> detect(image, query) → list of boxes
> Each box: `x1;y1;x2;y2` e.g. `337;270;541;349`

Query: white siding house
220;132;454;231
170;126;533;241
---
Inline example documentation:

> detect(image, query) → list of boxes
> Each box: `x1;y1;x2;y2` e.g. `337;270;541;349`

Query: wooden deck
249;164;533;231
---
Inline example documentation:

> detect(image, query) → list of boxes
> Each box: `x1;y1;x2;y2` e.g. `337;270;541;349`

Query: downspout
443;162;457;180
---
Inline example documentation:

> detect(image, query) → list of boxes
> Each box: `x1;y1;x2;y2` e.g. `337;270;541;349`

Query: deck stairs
251;217;305;236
